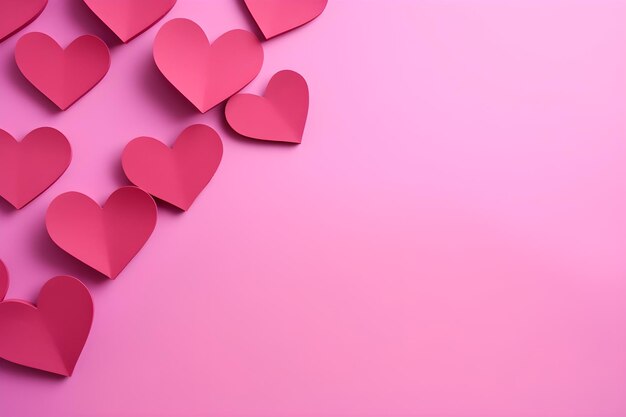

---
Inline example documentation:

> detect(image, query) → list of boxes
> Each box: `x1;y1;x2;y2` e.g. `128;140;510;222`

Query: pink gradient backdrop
1;0;626;416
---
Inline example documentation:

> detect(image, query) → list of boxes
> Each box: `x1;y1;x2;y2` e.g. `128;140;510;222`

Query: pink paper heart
122;124;223;211
225;70;309;144
46;187;157;279
0;275;93;377
0;127;71;209
153;19;263;113
0;260;8;302
0;0;47;42
83;0;176;43
15;33;110;110
244;0;327;39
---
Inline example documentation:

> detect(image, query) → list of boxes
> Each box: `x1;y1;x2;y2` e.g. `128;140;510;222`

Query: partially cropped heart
226;70;309;144
15;32;110;110
122;124;223;211
0;275;93;377
0;127;71;209
0;0;47;42
244;0;327;39
83;0;176;42
46;187;157;279
153;18;263;113
0;260;8;302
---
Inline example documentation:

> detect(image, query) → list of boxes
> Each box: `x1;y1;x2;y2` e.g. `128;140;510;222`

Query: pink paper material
226;70;309;144
0;275;93;377
122;124;223;211
46;186;157;279
83;0;176;42
0;0;47;42
0;127;71;209
153;19;263;113
0;260;7;302
15;32;110;110
244;0;327;39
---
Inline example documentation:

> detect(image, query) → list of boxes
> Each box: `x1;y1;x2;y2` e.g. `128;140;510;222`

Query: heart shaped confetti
122;124;223;211
0;127;71;209
0;275;93;377
46;187;157;279
15;32;110;110
0;0;47;42
83;0;176;43
153;18;263;113
0;260;7;302
244;0;327;39
226;70;309;144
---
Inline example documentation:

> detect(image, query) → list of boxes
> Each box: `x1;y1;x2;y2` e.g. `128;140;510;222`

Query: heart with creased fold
0;127;71;209
0;0;47;42
244;0;327;39
0;275;93;376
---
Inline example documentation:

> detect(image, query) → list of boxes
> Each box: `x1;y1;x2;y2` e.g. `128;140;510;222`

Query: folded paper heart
122;124;223;211
46;186;157;279
83;0;176;42
0;0;47;42
0;260;7;302
244;0;327;39
0;127;71;209
0;275;93;377
15;32;110;110
226;70;309;144
153;19;263;113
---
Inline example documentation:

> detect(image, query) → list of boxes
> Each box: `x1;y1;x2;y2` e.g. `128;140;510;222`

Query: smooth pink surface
244;0;327;39
15;32;110;110
226;70;308;143
46;187;157;279
1;1;626;416
122;124;223;211
0;275;93;377
0;0;47;42
0;127;71;209
0;260;7;301
154;19;263;113
83;0;176;42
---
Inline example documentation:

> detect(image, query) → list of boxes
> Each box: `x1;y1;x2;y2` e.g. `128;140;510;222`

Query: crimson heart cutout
15;32;110;110
83;0;176;43
0;275;93;376
153;18;263;113
122;124;223;211
0;260;8;302
0;127;71;209
226;70;309;144
244;0;327;39
46;187;157;279
0;0;47;42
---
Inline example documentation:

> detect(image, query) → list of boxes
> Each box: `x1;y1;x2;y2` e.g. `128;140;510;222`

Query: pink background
1;0;626;416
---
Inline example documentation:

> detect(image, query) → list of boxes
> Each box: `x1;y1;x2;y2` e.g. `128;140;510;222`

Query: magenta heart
0;127;71;209
0;0;47;42
83;0;176;42
122;124;223;211
0;275;93;376
46;187;157;279
153;18;264;113
0;260;8;302
15;32;110;110
226;70;309;144
244;0;327;39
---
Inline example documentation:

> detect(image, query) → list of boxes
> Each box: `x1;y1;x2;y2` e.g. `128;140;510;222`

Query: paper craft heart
0;0;47;42
83;0;176;43
244;0;327;39
0;275;93;377
122;124;223;211
46;186;157;279
153;19;263;113
0;127;71;209
226;70;309;144
15;32;110;110
0;260;7;302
